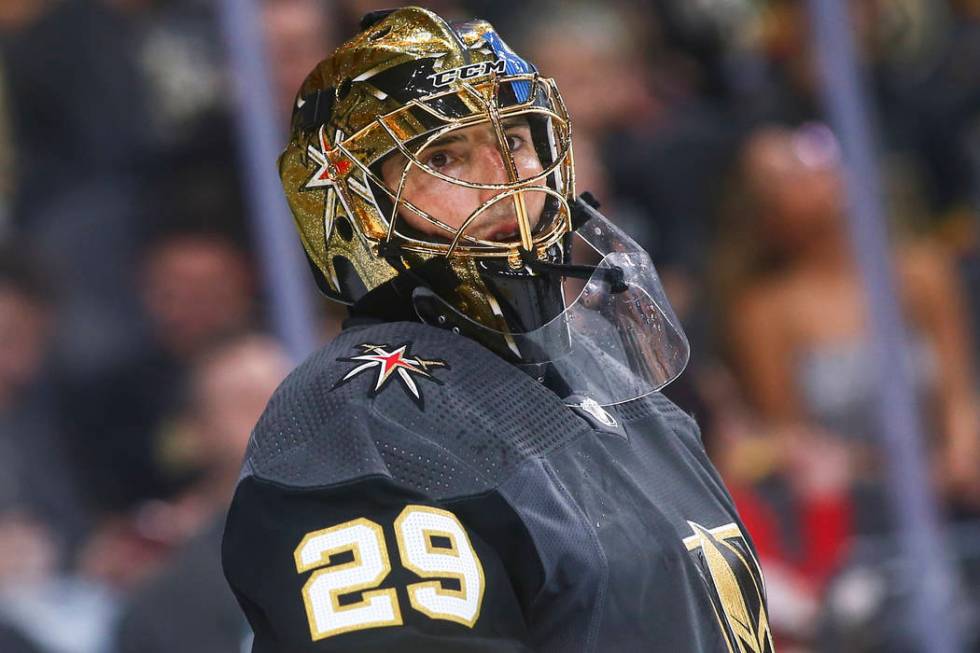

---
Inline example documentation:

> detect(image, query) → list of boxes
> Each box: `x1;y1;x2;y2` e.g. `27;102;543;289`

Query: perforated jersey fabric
224;321;772;652
242;320;586;496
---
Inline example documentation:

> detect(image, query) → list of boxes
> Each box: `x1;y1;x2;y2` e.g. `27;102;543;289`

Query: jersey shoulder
243;321;585;498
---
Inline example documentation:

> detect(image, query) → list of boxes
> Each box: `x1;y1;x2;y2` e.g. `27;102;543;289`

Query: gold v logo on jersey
333;342;448;409
683;522;774;653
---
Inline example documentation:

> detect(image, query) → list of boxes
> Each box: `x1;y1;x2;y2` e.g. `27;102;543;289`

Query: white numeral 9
294;518;402;641
395;506;486;627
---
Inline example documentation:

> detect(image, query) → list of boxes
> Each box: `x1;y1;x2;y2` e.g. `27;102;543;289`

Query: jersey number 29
294;505;485;641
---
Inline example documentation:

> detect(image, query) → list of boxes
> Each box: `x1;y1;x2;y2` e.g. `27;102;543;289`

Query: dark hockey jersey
222;320;773;652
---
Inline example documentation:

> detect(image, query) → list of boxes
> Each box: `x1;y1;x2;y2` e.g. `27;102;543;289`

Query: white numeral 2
294;518;401;640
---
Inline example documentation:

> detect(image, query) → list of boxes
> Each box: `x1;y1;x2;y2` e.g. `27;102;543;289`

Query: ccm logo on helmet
429;59;508;88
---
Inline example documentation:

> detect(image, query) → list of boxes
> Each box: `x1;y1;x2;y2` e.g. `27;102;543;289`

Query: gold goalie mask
281;6;690;405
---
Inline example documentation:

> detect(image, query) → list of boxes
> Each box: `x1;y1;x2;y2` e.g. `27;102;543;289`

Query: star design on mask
332;342;448;408
304;126;355;242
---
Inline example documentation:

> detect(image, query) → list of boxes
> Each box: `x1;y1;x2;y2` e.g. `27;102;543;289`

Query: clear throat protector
412;199;690;407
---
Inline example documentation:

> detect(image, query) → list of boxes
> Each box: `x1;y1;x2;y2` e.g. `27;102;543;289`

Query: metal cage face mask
315;72;574;261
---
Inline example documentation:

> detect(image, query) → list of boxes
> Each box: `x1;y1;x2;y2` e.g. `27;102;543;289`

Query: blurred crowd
1;0;979;651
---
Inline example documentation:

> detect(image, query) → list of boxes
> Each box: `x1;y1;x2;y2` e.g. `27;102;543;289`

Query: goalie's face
379;117;547;243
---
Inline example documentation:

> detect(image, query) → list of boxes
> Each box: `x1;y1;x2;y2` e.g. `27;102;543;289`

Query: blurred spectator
718;123;980;528
0;249;111;653
113;518;249;653
813;519;980;652
518;1;660;220
696;365;849;648
890;0;980;215
141;229;255;361
165;332;291;521
114;333;289;653
0;234;258;653
0;251;49;413
261;0;337;123
521;1;659;142
2;334;288;653
57;228;256;514
133;0;227;147
1;1;151;219
260;0;349;341
0;0;156;372
0;249;86;566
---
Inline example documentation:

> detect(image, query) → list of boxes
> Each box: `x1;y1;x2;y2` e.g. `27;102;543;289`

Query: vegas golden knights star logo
332;342;448;409
684;522;774;653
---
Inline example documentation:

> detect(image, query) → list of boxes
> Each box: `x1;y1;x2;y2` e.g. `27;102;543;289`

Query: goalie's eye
424;150;453;170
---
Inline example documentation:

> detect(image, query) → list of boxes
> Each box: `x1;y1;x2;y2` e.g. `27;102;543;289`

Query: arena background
1;0;979;651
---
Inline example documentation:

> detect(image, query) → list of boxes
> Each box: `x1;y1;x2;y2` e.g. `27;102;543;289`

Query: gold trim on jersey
684;521;774;653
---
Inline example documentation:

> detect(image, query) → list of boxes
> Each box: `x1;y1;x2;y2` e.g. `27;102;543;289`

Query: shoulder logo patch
332;342;448;408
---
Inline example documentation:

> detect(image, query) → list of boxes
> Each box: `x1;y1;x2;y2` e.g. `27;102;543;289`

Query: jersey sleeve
222;472;537;653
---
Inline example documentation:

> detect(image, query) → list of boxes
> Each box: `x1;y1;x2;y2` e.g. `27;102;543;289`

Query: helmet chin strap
519;252;628;293
517;193;629;293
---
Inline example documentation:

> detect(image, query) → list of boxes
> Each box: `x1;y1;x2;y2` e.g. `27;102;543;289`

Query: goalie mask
281;6;689;405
